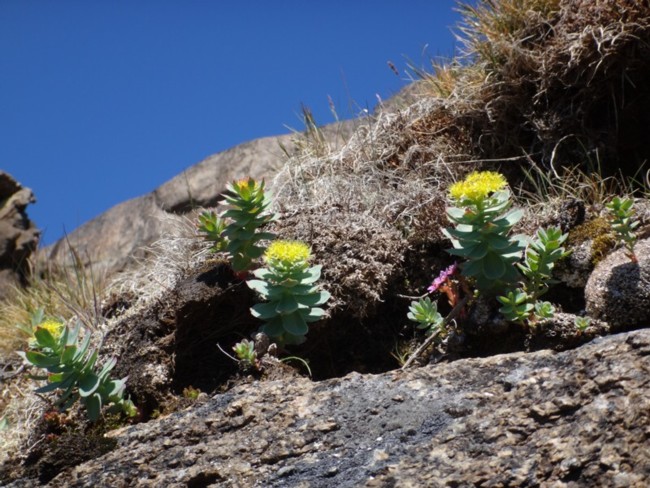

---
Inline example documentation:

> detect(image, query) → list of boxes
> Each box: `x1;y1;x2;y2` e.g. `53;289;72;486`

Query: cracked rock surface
9;328;650;487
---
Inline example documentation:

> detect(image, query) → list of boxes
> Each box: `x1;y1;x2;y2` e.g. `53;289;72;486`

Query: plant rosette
247;240;330;345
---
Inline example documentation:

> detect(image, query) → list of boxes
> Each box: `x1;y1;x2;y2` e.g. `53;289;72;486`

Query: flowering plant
220;178;275;273
443;171;525;294
17;317;136;422
247;240;330;345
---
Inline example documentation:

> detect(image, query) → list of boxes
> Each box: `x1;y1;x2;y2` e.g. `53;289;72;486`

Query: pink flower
427;263;458;293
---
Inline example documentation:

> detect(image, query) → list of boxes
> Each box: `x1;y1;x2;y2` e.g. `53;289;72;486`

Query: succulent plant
574;316;592;333
496;289;533;324
498;226;568;324
197;210;227;252
533;301;556;320
247;240;330;345
17;318;136;422
220;178;275;273
232;339;258;369
407;296;444;335
444;171;525;294
518;226;569;300
606;196;639;261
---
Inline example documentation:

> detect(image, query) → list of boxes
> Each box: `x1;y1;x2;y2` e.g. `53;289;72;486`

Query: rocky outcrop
10;328;649;487
0;172;39;299
45;121;355;276
585;238;650;330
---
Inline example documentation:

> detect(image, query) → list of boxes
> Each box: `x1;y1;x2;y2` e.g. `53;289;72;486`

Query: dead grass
105;212;213;319
456;0;650;175
0;247;107;361
0;376;44;467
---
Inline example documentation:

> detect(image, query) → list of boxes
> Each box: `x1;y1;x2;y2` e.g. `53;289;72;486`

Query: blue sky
1;1;464;246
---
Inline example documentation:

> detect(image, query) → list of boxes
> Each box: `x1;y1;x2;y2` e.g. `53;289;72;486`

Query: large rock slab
16;328;650;487
0;172;39;299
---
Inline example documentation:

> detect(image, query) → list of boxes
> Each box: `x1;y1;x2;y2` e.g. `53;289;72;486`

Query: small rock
585;238;650;329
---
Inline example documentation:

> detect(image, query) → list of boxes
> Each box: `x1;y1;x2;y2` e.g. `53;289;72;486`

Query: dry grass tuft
456;0;650;176
0;247;107;361
105;212;212;319
0;376;44;467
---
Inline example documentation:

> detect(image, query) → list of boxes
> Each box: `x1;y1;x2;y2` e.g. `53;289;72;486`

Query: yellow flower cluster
264;240;311;267
449;171;507;201
38;319;64;340
233;177;253;190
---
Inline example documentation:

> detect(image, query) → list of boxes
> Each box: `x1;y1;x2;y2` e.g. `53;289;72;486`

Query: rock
44;122;355;277
585;238;650;330
9;329;650;487
0;172;40;299
45;194;169;276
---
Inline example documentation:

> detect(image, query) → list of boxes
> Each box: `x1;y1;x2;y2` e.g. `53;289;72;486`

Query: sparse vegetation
407;297;444;335
4;0;650;483
232;339;258;370
574;316;591;334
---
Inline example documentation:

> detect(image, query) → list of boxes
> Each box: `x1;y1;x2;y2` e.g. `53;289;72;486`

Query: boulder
585;238;650;330
45;121;355;276
0;172;39;299
9;329;650;487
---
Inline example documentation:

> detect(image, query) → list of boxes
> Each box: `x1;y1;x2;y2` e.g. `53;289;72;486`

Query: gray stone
0;172;39;298
12;328;650;487
585;238;650;330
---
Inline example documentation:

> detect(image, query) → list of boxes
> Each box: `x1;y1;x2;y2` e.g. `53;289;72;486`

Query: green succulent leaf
33;327;58;350
60;344;78;364
276;294;300;314
251;302;280;320
282;313;309;336
296;290;330;307
78;373;101;397
304;307;326;322
85;393;103;422
247;279;270;296
24;350;61;368
482;252;506;280
260;318;285;338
